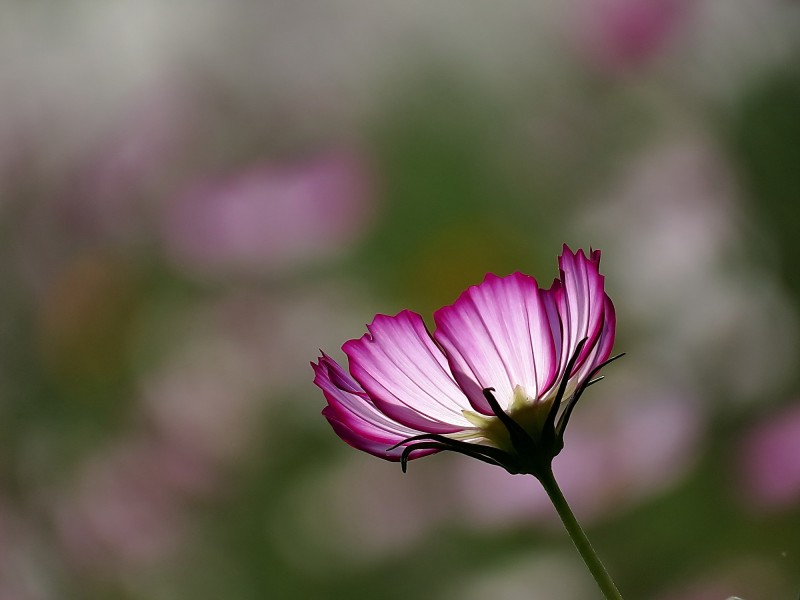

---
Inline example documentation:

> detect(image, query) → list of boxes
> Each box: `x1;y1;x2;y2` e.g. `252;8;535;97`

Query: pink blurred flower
61;85;195;244
142;356;264;465
313;246;617;477
54;438;214;572
573;0;690;72
52;282;370;575
162;150;375;277
739;401;800;510
140;289;357;464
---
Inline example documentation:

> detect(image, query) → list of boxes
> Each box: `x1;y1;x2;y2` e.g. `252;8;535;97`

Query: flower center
462;385;557;453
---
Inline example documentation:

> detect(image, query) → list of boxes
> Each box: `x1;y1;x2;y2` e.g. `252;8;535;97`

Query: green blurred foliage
731;69;800;303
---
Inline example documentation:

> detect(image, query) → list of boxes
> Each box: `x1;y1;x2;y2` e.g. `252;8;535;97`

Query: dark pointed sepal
388;349;625;481
482;387;553;478
388;433;522;475
482;387;538;457
553;352;626;453
539;338;587;453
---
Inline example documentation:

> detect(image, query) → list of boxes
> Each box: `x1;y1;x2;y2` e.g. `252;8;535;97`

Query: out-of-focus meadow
1;1;799;598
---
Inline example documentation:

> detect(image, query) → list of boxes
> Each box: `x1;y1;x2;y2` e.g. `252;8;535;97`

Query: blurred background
0;1;799;598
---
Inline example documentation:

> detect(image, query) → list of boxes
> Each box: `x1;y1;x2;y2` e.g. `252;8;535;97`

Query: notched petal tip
546;276;562;291
559;243;603;268
363;309;421;336
310;358;327;382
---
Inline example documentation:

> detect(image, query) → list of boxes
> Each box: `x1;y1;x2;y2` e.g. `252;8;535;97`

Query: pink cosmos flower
54;438;204;571
312;246;618;477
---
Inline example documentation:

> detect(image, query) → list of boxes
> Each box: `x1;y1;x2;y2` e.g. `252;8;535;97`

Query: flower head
313;246;619;478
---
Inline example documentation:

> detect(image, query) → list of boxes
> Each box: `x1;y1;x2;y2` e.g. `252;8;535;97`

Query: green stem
538;468;624;600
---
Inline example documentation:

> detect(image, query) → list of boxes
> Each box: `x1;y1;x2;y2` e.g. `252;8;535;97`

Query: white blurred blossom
579;136;797;405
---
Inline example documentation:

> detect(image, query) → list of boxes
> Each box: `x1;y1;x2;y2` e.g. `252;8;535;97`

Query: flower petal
324;408;436;461
573;295;617;384
343;311;473;433
318;350;365;395
557;245;609;377
313;356;436;461
433;272;558;414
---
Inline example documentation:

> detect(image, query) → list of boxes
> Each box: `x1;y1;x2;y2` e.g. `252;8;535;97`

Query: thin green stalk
538;468;624;600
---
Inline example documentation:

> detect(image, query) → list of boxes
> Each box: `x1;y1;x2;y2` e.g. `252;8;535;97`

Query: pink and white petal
557;246;608;377
313;357;419;439
313;357;434;461
571;295;617;385
343;311;473;433
541;278;565;395
323;406;438;461
319;351;364;396
433;273;558;415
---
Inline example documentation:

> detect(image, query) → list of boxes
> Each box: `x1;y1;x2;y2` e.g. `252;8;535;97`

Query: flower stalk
538;468;625;600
